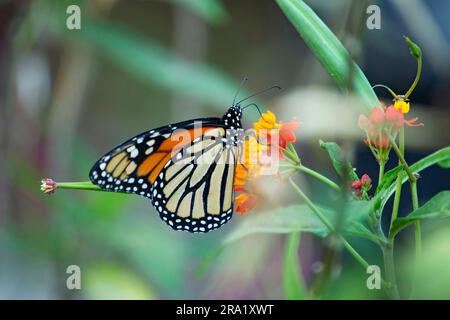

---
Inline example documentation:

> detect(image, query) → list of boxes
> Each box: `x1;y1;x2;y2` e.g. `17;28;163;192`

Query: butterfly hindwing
151;127;237;232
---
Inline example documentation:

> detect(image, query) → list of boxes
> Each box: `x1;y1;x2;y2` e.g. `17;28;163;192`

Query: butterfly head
223;105;243;130
222;105;243;146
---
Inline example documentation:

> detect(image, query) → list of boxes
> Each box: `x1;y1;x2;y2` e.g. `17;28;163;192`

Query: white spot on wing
130;149;139;158
145;147;154;155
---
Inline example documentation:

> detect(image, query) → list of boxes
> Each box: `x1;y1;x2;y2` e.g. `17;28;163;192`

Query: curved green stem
281;163;341;191
297;165;341;191
373;84;398;99
404;46;422;99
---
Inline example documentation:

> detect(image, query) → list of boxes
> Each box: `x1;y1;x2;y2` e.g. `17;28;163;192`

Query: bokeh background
1;0;449;299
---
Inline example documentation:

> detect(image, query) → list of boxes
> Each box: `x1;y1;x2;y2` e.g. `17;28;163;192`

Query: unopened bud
361;174;372;188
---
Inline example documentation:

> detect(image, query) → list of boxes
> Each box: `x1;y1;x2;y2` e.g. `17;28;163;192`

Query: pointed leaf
391;191;450;237
320;140;358;181
275;0;378;110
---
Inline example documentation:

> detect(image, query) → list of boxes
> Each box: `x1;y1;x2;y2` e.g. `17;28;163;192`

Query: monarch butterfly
89;81;279;233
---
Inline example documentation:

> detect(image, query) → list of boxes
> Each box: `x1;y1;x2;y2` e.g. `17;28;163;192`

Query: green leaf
339;199;384;242
438;157;450;169
380;147;450;211
391;191;450;237
223;203;379;245
223;205;328;244
275;0;378;110
376;165;402;194
283;233;305;299
319;140;358;181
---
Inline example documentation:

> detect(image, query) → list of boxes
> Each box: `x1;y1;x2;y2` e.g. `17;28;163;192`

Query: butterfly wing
89;118;239;233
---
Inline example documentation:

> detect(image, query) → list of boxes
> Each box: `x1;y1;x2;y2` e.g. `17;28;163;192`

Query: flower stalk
41;179;104;194
281;162;341;191
403;36;422;99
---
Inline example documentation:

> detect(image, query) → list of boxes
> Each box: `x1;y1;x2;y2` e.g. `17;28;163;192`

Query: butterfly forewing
89;118;222;197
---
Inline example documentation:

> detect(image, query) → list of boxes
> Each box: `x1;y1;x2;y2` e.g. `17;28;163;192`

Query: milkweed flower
358;104;422;162
234;111;299;215
253;111;300;159
235;193;257;215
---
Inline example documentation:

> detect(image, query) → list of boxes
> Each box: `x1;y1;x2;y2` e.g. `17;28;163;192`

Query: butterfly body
89;105;244;233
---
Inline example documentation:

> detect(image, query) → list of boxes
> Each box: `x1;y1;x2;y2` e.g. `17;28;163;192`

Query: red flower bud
352;180;362;190
360;174;372;188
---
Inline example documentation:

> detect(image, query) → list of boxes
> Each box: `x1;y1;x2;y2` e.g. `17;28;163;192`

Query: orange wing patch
137;127;216;184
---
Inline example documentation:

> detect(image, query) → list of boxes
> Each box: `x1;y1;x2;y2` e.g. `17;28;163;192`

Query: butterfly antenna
233;76;249;106
243;103;264;118
237;85;281;105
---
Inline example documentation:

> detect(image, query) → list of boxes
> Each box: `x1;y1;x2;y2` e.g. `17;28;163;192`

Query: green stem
288;177;334;231
389;129;405;235
378;160;385;185
387;130;416;183
411;182;421;257
382;244;401;299
384;129;407;299
389;177;402;235
372;84;398;99
297;165;341;191
404;48;422;99
57;181;104;192
282;163;341;191
310;238;336;299
411;182;420;255
410;180;421;298
287;177;389;288
280;144;301;165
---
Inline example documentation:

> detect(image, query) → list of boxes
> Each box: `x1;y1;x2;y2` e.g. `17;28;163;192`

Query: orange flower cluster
358;104;422;160
234;111;299;215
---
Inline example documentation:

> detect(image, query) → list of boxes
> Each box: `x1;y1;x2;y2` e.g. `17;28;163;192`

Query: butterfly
89;81;279;233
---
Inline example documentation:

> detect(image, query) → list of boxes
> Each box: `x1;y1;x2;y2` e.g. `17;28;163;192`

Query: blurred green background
0;0;449;299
